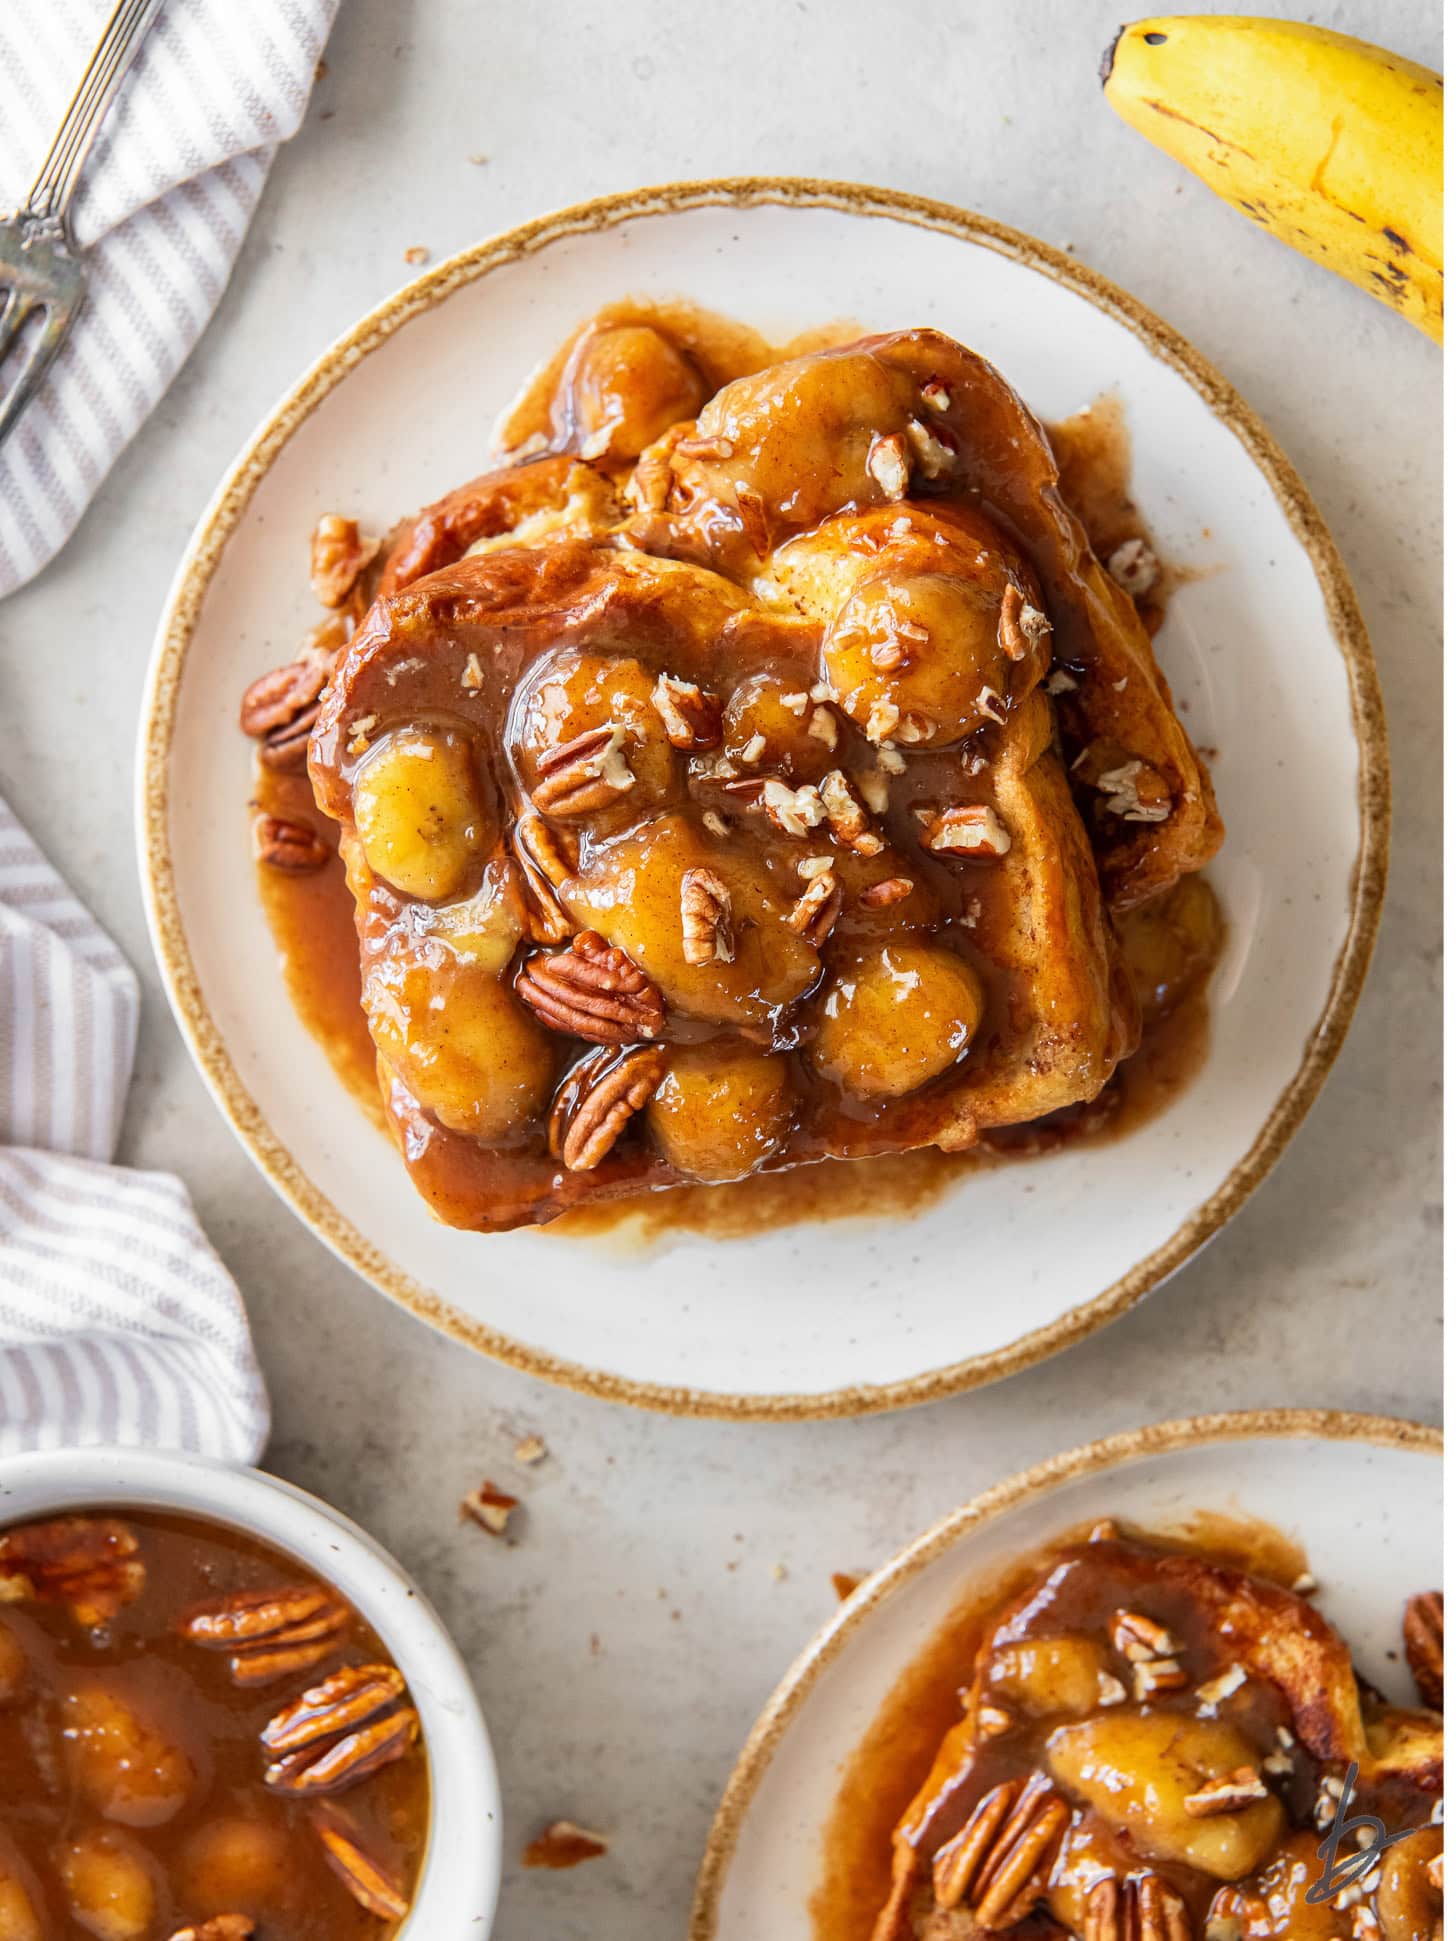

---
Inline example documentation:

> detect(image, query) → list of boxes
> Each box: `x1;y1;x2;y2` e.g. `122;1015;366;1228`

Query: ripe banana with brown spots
1101;15;1443;342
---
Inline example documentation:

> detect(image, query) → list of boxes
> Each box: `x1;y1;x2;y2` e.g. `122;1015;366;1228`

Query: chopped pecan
521;1819;609;1869
978;1704;1014;1738
1106;536;1160;601
998;582;1053;663
516;931;665;1043
462;1481;519;1537
681;867;735;965
921;805;1011;859
651;673;722;749
1132;1658;1188;1700
819;770;885;856
932;1772;1070;1926
788;870;843;947
867;432;910;500
759;779;828;838
0;1517;143;1627
310;514;380;609
831;1571;863;1602
531;724;636;818
511;813;577;945
1094;758;1172;824
1110;1609;1180;1662
254;813;329;873
859;875;914;909
261;1663;418;1797
1183;1765;1268;1817
1205;1885;1247;1941
313;1804;409;1921
166;1920;255;1941
179;1584;350;1688
1097;1671;1127;1707
548;1045;668;1171
906;416;955;479
1404;1591;1443;1710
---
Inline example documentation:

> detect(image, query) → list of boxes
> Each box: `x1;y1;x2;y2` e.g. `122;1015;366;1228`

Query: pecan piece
166;1920;255;1941
261;1663;418;1797
313;1804;410;1921
516;932;665;1043
652;673;722;749
462;1481;519;1537
932;1772;1070;1926
921;804;1011;859
510;813;578;945
819;770;885;856
859;875;915;909
759;778;827;838
1106;536;1160;601
309;514;380;609
239;651;330;753
788;870;842;947
867;431;910;499
1132;1658;1188;1699
0;1516;143;1627
998;582;1052;662
548;1045;668;1171
1094;758;1172;824
681;867;734;965
522;1819;609;1869
1110;1610;1180;1661
1183;1765;1268;1817
179;1584;350;1688
531;724;636;818
1404;1591;1443;1710
254;813;329;873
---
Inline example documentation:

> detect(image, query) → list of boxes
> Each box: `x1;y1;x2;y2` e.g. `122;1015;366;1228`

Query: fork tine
0;286;37;365
0;296;80;448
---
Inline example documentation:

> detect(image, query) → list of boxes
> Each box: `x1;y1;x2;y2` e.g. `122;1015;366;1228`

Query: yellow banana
1101;15;1443;342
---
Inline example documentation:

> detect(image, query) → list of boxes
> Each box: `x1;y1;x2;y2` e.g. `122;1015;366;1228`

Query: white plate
691;1410;1441;1939
138;180;1387;1419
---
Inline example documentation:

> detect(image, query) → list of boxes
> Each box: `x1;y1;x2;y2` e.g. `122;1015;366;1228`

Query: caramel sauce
0;1508;428;1939
810;1515;1311;1941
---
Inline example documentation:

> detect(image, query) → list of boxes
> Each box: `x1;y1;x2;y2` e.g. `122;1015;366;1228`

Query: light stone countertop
0;2;1441;1934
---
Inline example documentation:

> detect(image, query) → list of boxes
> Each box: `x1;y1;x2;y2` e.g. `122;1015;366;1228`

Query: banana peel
1102;15;1443;343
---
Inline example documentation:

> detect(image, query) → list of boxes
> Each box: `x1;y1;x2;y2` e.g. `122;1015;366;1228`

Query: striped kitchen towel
0;0;340;599
0;795;269;1459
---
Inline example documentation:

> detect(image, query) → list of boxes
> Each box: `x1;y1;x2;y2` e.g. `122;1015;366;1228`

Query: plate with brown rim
689;1409;1441;1939
137;178;1387;1419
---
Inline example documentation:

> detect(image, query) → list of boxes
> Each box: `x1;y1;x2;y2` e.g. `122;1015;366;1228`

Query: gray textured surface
0;2;1441;1934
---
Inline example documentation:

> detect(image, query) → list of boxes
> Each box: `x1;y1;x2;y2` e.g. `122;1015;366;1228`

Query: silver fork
0;0;164;450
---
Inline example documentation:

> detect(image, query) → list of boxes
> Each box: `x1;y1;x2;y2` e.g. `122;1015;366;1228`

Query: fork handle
22;0;165;228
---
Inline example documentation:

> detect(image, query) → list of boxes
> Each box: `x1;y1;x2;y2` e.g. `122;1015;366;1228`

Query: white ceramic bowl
0;1446;501;1938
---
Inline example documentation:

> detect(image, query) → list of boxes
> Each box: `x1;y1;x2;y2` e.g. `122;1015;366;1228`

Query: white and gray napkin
0;794;269;1459
0;0;340;599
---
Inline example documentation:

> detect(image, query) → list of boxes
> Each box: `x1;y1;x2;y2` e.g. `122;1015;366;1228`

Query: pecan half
516;932;665;1043
788;870;842;947
1088;1873;1194;1941
179;1585;350;1688
548;1045;667;1171
254;813;329;873
310;515;380;609
0;1517;143;1627
921;804;1011;859
652;673;722;749
511;813;578;945
166;1920;255;1941
932;1773;1070;1924
819;770;885;856
1404;1591;1443;1710
521;1820;609;1869
1183;1765;1268;1817
531;724;636;818
681;867;734;965
313;1804;409;1920
261;1664;418;1797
